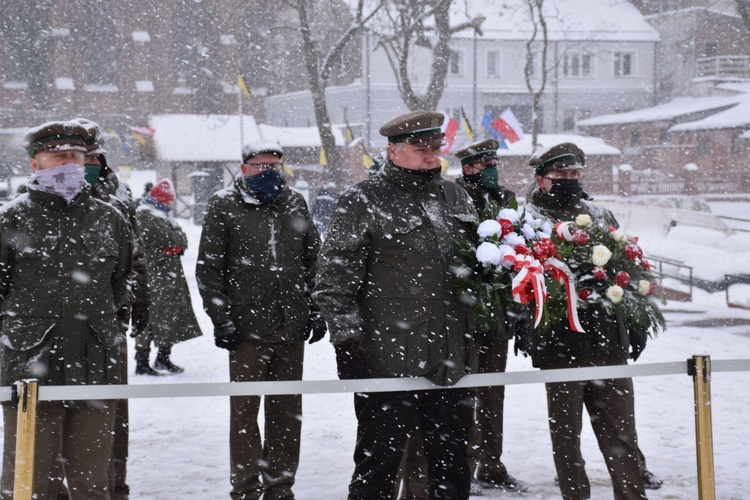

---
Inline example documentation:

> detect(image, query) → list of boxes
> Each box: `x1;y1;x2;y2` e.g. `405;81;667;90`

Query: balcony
696;56;750;78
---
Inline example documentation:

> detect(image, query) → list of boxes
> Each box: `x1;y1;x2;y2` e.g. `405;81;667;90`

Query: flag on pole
460;107;474;141
441;114;459;155
237;73;251;98
481;111;508;149
363;152;374;168
491;108;525;143
344;122;354;144
319;147;327;166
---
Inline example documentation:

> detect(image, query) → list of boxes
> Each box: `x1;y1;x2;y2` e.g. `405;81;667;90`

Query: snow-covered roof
494;134;620;157
670;97;750;132
150;114;345;162
577;95;746;127
450;0;659;42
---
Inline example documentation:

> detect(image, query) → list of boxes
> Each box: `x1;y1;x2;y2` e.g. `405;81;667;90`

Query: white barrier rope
1;359;749;402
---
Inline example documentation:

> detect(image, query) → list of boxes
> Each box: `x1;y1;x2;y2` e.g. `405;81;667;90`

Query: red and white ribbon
546;257;585;333
506;254;547;328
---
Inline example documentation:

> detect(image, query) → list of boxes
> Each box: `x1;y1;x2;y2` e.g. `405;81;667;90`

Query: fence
4;357;750;499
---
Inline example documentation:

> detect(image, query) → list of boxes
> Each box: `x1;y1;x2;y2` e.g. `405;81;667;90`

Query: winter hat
23;120;89;157
242;141;284;163
529;142;585;176
149;179;176;204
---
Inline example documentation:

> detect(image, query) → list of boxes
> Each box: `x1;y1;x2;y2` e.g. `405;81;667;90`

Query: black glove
305;310;327;344
629;328;649;361
334;339;369;380
214;320;240;352
509;306;532;357
130;302;150;338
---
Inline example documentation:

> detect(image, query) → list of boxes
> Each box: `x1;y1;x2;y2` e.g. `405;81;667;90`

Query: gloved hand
214;320;240;352
305;310;327;344
334;339;369;380
509;306;532;357
130;302;150;338
629;328;649;361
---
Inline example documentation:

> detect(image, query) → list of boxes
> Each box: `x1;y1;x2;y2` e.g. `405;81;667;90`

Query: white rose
477;219;502;239
521;223;536;240
575;214;592;227
497;208;520;224
606;285;624;303
591;245;613;267
476;242;503;266
501;232;525;247
610;229;626;243
638;280;652;295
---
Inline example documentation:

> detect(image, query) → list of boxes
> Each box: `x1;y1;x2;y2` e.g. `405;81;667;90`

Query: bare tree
736;0;750;31
374;0;484;111
288;0;383;185
523;0;549;147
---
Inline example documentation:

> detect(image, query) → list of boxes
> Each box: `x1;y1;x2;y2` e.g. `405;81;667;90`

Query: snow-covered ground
2;175;750;499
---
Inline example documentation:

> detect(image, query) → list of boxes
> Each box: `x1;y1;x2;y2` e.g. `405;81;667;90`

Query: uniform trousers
228;333;304;500
109;340;130;499
545;376;647;500
467;335;509;480
350;388;473;500
1;402;115;500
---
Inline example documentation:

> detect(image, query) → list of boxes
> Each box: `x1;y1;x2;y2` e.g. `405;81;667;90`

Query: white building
265;0;659;150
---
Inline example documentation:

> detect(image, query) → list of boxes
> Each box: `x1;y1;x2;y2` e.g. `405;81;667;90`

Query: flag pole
238;83;244;148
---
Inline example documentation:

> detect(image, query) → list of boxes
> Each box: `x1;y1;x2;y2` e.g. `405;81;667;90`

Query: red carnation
592;266;607;280
514;244;531;256
624;243;643;260
499;218;514;236
578;289;591;301
642;259;651;271
615;271;630;288
572;230;590;245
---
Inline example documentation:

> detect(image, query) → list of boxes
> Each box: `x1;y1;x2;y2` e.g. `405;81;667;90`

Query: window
526;51;536;77
697;137;711;156
705;41;718;58
486;50;500;77
614;52;634;77
562;52;592;78
448;50;464;76
81;1;118;86
630;130;642;147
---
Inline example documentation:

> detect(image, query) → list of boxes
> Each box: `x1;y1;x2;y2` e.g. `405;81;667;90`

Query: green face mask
84;164;102;185
479;166;498;190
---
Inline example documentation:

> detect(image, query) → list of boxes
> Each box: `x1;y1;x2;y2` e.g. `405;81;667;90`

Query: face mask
479;166;499;190
245;169;282;204
84;164;102;185
396;165;441;178
33;163;86;203
548;178;582;199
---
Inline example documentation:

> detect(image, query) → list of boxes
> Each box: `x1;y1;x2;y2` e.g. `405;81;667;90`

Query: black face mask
548;178;582;199
396;165;441;178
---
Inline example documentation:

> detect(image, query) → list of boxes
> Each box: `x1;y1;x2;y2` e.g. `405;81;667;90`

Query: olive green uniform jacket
0;186;134;389
313;161;478;386
526;187;630;369
196;176;320;342
137;203;202;347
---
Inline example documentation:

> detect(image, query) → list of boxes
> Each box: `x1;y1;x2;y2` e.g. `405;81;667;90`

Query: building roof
450;0;659;42
669;96;750;132
494;133;621;157
150;114;345;162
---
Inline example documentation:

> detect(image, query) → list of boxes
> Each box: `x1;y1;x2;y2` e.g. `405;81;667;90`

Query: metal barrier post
688;355;716;500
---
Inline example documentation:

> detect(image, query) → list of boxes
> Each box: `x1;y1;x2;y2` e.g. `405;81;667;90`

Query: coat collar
382;159;442;195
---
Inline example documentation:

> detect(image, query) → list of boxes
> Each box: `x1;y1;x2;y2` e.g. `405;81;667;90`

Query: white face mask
32;163;86;203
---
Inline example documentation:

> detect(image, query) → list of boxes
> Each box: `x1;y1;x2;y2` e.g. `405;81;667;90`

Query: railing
725;274;750;310
647;255;693;302
696;56;750;78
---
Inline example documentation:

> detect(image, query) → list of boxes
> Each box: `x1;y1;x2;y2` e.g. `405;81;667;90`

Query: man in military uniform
454;138;527;492
196;141;324;500
313;111;478;499
0;121;134;499
525;142;648;500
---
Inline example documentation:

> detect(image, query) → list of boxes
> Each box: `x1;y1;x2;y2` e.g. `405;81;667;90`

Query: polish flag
441;115;459;154
491;109;525;144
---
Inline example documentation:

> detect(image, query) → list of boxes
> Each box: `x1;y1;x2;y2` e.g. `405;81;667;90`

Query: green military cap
454;138;499;166
529;142;585;176
23;120;90;157
379;110;445;147
71;118;107;155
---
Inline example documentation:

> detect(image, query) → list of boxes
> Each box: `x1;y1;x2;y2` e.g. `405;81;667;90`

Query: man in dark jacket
313;111;478;499
0;121;134;499
196;141;324;500
525;142;648;500
454;138;527;493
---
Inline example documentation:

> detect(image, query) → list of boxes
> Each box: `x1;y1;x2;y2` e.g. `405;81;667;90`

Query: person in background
311;182;339;236
196;141;324;500
135;179;202;374
0;120;133;499
313;111;478;499
524;142;651;500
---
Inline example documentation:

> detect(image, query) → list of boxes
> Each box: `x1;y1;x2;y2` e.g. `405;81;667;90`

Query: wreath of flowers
543;214;666;336
455;200;556;332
